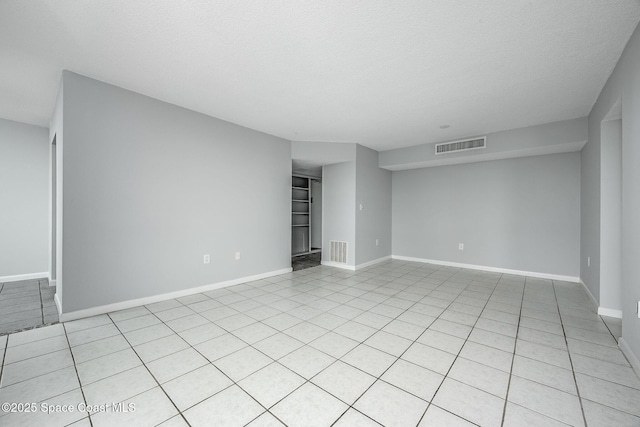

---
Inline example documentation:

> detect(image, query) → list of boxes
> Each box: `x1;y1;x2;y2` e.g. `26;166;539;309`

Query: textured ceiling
1;1;639;151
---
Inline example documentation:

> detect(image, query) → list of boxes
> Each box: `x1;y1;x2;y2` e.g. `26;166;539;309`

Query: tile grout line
386;279;466;425
253;267;426;424
415;271;508;427
181;292;322;427
112;295;303;426
328;266;502;426
216;264;447;425
38;279;44;325
500;275;527;426
327;272;446;425
551;279;589;427
200;271;407;426
327;266;455;426
332;270;633;419
0;338;8;387
106;310;194;427
384;271;472;424
157;301;299;427
62;322;94;427
598;314;620;344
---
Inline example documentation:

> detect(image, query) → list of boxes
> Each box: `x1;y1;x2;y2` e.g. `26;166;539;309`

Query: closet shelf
292;175;319;256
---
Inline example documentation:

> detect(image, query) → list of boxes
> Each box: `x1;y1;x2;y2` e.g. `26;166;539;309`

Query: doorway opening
50;135;57;283
291;171;322;271
599;99;622;340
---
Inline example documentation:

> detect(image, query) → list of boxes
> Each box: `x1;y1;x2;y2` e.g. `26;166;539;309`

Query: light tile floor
1;260;639;426
0;278;58;335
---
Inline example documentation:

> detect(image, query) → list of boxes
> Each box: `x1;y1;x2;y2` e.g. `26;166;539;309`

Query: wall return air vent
330;240;348;264
435;137;486;155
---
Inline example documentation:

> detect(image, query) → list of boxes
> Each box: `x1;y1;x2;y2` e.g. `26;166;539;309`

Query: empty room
1;1;640;426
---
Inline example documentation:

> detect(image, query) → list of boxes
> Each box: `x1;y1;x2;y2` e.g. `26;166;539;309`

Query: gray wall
585;22;640;362
600;119;622;312
59;72;291;312
355;145;392;265
393;153;581;277
0;118;49;278
322;161;356;267
320;144;392;268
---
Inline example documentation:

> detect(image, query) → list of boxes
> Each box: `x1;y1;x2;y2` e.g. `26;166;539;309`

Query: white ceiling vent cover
330;241;348;264
435;137;486;155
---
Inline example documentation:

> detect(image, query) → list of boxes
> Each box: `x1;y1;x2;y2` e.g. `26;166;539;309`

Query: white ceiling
1;1;639;151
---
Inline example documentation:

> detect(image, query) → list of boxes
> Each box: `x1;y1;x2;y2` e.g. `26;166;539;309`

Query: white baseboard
597;307;623;318
619;337;640;381
0;272;49;283
58;268;292;322
54;292;62;315
579;280;623;319
320;257;390;271
391;256;580;283
321;261;356;271
355;256;392;270
579;279;600;311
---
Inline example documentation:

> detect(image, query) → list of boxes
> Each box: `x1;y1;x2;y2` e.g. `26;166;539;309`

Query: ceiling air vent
435;137;486;155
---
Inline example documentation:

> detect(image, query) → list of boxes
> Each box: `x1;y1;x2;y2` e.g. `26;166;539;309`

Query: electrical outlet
458;243;464;251
203;254;210;264
588;256;591;267
376;239;379;246
235;252;241;260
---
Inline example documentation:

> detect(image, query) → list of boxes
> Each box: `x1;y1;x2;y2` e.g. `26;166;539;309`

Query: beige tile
271;382;348;427
433;378;504;427
239;362;305;408
507;376;583;425
354;380;428;427
183;385;263;427
381;359;443;401
312;360;376;404
162;364;232;411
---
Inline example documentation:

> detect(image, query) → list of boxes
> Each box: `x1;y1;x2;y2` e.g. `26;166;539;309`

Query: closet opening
291;170;322;271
